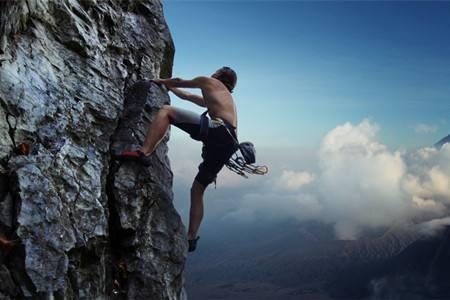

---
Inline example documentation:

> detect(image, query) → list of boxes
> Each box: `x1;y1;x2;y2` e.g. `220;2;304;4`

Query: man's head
212;66;237;93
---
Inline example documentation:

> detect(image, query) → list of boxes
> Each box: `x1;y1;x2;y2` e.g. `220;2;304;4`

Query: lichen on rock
0;0;186;299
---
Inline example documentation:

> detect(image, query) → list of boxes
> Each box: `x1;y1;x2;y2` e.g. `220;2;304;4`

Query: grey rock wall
0;0;186;299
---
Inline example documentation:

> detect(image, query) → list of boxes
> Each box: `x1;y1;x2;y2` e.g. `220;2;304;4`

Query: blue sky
160;2;450;245
162;1;450;149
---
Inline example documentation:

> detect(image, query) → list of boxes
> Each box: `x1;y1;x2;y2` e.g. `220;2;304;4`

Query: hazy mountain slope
435;134;450;149
186;221;418;299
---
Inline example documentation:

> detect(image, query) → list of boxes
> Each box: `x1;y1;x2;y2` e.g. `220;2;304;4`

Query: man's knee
160;105;176;122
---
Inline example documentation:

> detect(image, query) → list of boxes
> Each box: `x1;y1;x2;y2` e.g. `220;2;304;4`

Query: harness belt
200;110;268;179
199;110;237;142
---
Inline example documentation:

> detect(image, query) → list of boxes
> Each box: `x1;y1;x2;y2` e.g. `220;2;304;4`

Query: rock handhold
109;80;187;299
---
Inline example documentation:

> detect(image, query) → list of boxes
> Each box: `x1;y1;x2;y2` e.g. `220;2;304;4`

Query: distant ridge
435;134;450;149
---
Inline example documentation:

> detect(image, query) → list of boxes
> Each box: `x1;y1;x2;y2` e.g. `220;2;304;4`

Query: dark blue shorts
171;107;238;188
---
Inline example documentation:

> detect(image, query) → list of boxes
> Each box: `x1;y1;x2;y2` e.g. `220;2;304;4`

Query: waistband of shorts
210;117;237;138
211;117;235;128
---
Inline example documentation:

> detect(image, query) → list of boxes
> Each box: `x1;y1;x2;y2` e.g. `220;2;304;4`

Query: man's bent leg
188;180;206;240
141;105;175;156
114;106;201;162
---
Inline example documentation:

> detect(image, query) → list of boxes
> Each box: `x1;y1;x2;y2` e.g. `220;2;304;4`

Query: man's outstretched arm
169;87;205;107
153;76;208;89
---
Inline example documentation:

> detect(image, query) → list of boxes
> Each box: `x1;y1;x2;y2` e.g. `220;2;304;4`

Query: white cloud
334;222;360;240
275;170;315;191
319;121;450;239
413;123;438;134
169;121;450;240
223;192;322;223
317;120;409;238
418;217;450;236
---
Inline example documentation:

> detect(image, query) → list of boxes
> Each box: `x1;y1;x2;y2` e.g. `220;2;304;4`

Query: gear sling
199;110;268;179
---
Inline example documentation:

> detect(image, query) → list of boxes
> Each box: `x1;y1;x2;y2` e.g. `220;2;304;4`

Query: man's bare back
201;77;237;128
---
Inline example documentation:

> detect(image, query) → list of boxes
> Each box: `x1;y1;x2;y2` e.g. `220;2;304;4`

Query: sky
162;0;450;149
161;1;450;239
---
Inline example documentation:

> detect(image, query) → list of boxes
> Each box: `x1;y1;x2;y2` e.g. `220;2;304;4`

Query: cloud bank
169;120;450;240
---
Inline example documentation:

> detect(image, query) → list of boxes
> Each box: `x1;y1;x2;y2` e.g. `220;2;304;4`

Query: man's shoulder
190;76;215;89
194;76;211;83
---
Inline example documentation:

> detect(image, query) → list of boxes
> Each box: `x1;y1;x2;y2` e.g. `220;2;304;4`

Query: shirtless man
115;67;238;252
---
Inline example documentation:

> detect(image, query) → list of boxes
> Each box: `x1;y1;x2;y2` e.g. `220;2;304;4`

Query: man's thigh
170;107;202;140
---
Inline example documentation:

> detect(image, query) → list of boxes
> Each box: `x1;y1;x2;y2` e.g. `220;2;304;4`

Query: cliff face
0;1;186;299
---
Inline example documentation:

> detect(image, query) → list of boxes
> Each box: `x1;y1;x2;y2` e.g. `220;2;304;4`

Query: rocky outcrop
0;0;186;299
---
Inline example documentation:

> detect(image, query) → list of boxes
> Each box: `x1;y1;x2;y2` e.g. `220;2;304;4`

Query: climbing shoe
188;236;200;252
112;150;152;167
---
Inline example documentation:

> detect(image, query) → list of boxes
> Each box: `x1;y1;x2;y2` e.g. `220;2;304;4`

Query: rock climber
113;67;238;252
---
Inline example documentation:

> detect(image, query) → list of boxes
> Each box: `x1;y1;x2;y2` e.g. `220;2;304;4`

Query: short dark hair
216;66;237;93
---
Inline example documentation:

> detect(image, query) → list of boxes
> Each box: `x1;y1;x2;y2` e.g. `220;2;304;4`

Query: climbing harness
200;110;268;178
198;110;209;141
